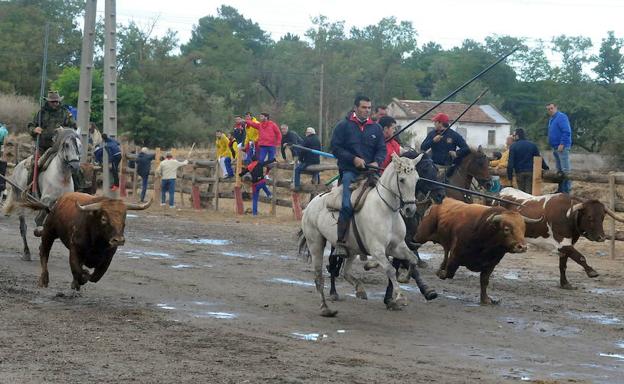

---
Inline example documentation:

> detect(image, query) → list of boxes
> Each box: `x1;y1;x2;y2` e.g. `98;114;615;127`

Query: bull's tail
296;228;311;263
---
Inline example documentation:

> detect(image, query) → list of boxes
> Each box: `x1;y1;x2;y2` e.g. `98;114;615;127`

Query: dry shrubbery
0;93;37;134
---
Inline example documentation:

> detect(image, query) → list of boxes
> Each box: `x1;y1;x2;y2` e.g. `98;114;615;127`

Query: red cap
432;113;450;124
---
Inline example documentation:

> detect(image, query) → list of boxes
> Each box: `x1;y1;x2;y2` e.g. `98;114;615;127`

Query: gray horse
2;128;82;260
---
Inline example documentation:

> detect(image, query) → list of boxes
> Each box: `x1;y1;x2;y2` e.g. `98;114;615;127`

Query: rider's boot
334;218;350;258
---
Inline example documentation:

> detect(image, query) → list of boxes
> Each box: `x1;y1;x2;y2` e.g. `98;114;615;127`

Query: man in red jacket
380;116;401;169
246;112;282;165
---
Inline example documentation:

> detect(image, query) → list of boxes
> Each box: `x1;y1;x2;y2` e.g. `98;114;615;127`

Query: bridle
376;167;417;212
60;135;81;169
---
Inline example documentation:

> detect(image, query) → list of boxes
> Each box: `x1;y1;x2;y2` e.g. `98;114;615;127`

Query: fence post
271;166;277;216
191;163;201;210
119;143;128;197
290;161;302;220
213;162;220;212
609;172;616;259
532;156;542;196
234;151;244;215
154;147;161;203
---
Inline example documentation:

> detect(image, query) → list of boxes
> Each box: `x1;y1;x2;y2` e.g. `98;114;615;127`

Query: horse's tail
296;228;311;263
2;183;17;216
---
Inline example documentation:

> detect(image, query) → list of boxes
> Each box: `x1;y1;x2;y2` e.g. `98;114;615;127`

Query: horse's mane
446;147;485;178
49;128;80;153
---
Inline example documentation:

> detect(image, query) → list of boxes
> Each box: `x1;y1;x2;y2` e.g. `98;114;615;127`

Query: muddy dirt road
1;207;623;383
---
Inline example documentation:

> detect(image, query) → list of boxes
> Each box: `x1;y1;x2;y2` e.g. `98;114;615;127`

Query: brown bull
499;187;624;289
28;192;151;290
415;197;537;304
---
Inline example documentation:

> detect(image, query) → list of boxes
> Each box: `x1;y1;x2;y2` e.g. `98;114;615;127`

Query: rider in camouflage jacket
28;91;76;152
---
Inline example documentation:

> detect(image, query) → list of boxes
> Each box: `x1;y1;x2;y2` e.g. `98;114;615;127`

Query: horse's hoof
320;308;338;317
397;268;410;284
363;261;379;271
586;269;599;278
355;290;368;300
395;295;408;307
480;297;500;305
560;283;577;290
33;227;43;237
329;293;340;302
71;281;81;291
21;252;31;262
423;289;438;301
416;259;428;268
386;301;402;311
436;269;447;279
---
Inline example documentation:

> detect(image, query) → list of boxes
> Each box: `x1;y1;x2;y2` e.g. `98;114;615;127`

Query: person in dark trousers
293;127;321;190
136;147;155;202
330;95;386;257
94;133;122;191
280;124;303;162
507;128;549;193
420;112;470;166
239;155;273;215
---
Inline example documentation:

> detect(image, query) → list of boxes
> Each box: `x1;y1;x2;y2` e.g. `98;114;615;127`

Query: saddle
325;176;375;213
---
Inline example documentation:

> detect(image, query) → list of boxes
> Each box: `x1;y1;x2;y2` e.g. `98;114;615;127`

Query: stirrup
334;242;349;258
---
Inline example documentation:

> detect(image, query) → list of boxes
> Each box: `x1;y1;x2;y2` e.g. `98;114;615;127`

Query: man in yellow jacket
216;129;234;178
490;135;515;187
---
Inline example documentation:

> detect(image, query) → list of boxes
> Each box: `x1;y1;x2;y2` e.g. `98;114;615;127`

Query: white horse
299;153;423;317
2;128;82;261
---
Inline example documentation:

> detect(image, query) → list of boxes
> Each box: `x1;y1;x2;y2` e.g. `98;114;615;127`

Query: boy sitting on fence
239;155;274;215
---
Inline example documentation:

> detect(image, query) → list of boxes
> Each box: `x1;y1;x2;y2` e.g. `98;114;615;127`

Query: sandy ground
1;203;624;384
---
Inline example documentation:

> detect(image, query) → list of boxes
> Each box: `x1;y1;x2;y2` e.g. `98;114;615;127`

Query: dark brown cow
28;192;151;290
415;197;536;304
499;187;624;289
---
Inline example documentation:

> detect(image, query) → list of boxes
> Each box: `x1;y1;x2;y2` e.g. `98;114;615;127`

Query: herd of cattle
2;153;623;315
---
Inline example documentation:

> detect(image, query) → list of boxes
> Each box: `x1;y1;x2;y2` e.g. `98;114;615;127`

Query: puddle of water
337;330;346;334
599;353;624;361
145;251;175;259
418;252;438;260
399;284;418;292
567;311;622;325
220;251;257;259
589;288;624;296
499;317;580;337
617;341;624;349
503;271;520;280
156;303;176;310
126;214;139;218
182;239;232;245
292;332;327;341
123;250;176;259
194;311;237;319
139;238;153;243
269;278;315;287
171;264;194;269
280;255;294;260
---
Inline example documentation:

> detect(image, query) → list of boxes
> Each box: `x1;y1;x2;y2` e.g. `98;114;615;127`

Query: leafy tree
593;31;624;84
551;35;593;83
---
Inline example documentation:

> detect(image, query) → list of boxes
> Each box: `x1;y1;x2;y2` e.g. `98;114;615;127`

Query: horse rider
330;95;386;258
28;90;82;190
420;112;469;167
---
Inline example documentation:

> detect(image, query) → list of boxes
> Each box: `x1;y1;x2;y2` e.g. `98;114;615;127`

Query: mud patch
499;317;580;337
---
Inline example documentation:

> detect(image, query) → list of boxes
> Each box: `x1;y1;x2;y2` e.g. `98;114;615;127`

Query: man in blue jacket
330;95;386;257
547;103;572;193
420;113;470;166
95;134;122;191
507;128;549;193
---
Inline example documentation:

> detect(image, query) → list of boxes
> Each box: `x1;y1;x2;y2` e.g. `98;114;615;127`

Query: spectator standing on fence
293;127;321;191
136;147;155;203
239;154;273;216
490;135;515;188
507;128;549;193
227;132;239;160
246;112;282;165
215;129;234;179
94;134;122;191
547;102;573;193
243;112;259;164
156;151;188;208
280;124;303;163
380;116;402;169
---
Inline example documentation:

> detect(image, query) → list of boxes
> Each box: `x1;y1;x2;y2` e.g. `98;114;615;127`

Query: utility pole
103;0;117;197
318;63;324;148
77;0;97;162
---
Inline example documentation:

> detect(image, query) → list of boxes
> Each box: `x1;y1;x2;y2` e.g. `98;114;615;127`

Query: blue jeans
339;171;358;222
553;148;571;193
161;179;176;207
140;174;149;202
224;157;234;177
252;181;272;215
245;142;256;164
293;162;319;187
258;146;276;163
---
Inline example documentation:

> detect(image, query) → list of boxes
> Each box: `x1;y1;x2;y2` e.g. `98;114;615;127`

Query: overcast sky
99;0;624;57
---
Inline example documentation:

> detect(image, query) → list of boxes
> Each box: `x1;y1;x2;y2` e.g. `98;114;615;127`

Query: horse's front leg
390;242;437;303
19;215;31;261
326;250;342;301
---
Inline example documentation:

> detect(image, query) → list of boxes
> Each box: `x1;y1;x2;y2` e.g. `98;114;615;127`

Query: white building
386;98;512;149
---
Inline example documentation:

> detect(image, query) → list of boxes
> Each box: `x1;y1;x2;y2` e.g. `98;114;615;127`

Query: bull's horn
126;197;153;211
566;202;584;218
604;205;624;223
521;215;543;224
487;214;502;223
76;201;103;212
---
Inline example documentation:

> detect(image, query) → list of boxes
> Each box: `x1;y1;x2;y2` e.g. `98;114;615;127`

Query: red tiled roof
392;99;502;124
